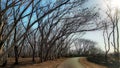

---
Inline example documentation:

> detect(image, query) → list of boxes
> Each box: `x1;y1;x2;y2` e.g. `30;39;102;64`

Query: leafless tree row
0;0;101;66
73;39;103;56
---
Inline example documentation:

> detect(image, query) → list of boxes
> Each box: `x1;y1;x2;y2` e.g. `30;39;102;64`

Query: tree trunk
32;48;35;63
14;46;18;64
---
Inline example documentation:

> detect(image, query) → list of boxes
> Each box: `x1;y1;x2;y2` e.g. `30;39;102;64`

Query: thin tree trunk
14;45;18;64
32;48;35;63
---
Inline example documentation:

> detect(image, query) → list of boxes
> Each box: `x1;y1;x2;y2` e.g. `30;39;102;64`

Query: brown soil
1;57;65;68
1;57;108;68
80;57;107;68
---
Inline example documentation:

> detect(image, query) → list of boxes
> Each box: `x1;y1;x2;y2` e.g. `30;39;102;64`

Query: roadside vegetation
87;53;120;68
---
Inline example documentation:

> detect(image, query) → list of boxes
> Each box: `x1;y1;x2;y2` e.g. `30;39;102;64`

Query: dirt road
57;57;107;68
57;57;84;68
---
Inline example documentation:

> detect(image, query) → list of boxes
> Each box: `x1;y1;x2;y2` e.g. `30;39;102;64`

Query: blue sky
12;0;119;52
27;0;120;52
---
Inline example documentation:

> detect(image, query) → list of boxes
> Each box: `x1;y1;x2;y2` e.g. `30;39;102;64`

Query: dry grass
1;58;65;68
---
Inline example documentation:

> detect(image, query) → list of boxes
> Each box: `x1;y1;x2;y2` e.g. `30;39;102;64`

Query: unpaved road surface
57;57;107;68
57;57;84;68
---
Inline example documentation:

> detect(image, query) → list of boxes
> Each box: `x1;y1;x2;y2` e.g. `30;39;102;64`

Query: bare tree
102;0;120;65
74;39;97;56
0;0;105;66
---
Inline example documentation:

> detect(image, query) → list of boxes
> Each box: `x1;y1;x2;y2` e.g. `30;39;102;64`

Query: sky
15;0;119;52
81;0;120;52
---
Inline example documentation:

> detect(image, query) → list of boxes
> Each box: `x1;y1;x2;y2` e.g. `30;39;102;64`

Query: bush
87;54;120;68
87;54;106;65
